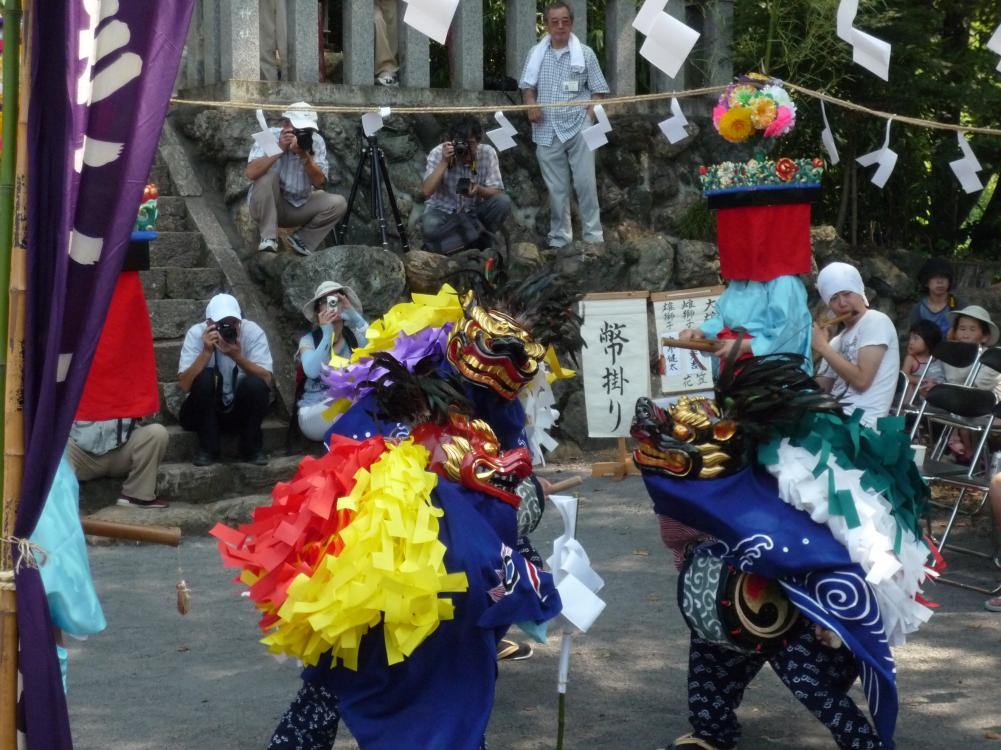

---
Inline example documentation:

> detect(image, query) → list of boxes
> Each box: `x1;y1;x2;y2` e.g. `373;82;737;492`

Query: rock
281;245;407;319
182;109;259;162
404;249;461;293
673;240;720;288
224;161;250;205
625;235;675;293
507;242;543;277
160;382;187;422
861;255;912;302
811;225;851;268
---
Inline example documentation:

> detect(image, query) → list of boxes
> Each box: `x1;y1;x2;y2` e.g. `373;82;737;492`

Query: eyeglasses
547;17;572;26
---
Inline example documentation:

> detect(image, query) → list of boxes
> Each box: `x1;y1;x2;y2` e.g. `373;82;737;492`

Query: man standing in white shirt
519;2;609;248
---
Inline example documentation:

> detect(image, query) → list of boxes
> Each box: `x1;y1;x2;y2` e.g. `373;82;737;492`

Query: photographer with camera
420;116;512;253
295;281;370;442
246;101;347;257
178;294;274;467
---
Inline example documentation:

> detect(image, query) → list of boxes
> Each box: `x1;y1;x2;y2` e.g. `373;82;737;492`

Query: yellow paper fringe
261;440;469;669
335;285;465;367
544;345;576;384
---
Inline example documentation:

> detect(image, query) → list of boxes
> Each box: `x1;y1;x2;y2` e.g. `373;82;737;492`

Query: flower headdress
712;74;797;144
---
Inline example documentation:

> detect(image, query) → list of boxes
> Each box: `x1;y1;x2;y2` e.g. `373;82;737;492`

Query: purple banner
20;1;194;747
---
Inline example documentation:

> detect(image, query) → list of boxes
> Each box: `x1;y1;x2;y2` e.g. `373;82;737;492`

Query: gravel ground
66;465;1001;749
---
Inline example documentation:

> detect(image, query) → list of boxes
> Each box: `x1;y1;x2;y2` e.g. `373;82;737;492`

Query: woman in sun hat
295;280;369;442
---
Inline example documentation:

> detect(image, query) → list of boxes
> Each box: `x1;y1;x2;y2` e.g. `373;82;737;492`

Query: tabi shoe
258;237;279;253
286;233;312;257
116;495;168;509
496;638;533;661
669;733;729;750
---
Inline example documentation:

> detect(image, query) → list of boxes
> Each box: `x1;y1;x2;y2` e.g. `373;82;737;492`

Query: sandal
985;596;1001;612
669;734;728;749
496;638;533;661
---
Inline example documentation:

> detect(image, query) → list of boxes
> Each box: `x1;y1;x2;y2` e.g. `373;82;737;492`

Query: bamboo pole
0;0;28;743
79;518;182;547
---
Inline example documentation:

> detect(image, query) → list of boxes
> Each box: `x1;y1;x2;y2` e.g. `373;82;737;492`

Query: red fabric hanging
75;271;160;420
715;203;813;282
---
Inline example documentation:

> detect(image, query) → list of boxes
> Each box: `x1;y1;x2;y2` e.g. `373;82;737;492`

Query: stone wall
170;105;1001;459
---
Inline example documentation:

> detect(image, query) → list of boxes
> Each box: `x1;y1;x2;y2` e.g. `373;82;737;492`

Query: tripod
336;131;410;252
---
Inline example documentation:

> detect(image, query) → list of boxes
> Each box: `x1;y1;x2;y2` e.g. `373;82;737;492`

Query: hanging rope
170;80;1001;136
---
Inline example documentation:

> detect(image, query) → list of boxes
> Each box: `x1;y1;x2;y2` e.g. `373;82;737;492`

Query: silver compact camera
326;295;340;314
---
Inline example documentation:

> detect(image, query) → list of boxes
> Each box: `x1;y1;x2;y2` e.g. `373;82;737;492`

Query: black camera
456;177;471;196
293;127;317;154
215;321;239;344
452;139;469;159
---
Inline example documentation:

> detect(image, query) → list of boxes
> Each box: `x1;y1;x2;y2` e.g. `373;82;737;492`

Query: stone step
155;196;193;232
154;339;183;378
148;298;205;339
85;494;271;538
147;159;175;197
78;452;302;511
150;232;212;268
143;266;225;301
159;419;289;462
84;494;269;538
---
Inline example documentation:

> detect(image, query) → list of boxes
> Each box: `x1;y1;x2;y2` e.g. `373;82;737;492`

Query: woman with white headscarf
812;262;900;428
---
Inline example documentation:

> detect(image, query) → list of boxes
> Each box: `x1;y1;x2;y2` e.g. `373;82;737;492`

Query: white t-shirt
178;320;273;407
816;309;899;428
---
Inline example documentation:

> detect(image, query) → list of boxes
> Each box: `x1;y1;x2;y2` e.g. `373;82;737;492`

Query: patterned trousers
687;627;883;750
267;681;490;749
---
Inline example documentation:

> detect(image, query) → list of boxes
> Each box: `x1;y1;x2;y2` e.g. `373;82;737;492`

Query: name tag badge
562;79;579;93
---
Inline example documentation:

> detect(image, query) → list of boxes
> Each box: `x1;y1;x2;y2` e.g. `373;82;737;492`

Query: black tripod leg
337;145;370;244
369;147;390;250
376;149;410;253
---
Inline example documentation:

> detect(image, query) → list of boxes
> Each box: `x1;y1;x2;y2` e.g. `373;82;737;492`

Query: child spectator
901;319;945;403
908;257;964;337
941;305;1000;462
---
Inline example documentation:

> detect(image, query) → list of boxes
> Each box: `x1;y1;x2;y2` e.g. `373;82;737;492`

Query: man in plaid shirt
420;117;512;244
519;1;609;248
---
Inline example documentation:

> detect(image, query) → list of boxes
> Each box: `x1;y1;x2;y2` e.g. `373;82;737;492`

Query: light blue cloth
31;454;106;639
701;275;813;372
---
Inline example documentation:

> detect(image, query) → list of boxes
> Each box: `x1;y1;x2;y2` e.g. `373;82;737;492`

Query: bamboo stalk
0;1;29;743
79;518;182;547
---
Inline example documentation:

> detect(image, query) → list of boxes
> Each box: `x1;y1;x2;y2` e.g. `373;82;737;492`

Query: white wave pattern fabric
765;440;934;647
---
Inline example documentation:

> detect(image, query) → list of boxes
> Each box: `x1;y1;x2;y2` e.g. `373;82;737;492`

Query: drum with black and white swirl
678;550;800;654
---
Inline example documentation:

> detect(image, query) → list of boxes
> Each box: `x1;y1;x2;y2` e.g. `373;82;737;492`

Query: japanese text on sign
652;286;724;395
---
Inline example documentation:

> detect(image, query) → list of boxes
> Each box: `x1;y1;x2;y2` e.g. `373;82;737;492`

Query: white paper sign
658;97;689;144
639;11;699;79
856;119;897;188
581;296;651;437
652;287;723;395
402;0;459;45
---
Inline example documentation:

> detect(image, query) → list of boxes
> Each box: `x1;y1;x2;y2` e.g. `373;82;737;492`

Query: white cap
281;101;318;130
816;262;869;307
206;293;242;322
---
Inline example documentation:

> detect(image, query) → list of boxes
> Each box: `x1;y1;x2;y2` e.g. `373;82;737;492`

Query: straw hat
948;305;999;346
301;281;363;322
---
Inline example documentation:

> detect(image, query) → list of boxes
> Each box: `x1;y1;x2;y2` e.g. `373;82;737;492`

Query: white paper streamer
657;97;689;144
361;106;392;137
547;494;606;632
519;366;561;465
856;118;898;188
485;110;519;152
402;0;459;45
949;131;984;194
820;100;840;166
582;104;613;151
836;0;891;80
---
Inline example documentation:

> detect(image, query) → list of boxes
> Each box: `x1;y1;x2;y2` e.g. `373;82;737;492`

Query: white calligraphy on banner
652;286;723;395
581;296;651;438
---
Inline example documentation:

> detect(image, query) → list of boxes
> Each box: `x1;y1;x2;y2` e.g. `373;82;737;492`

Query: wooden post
80;518;182;547
591;437;640;479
